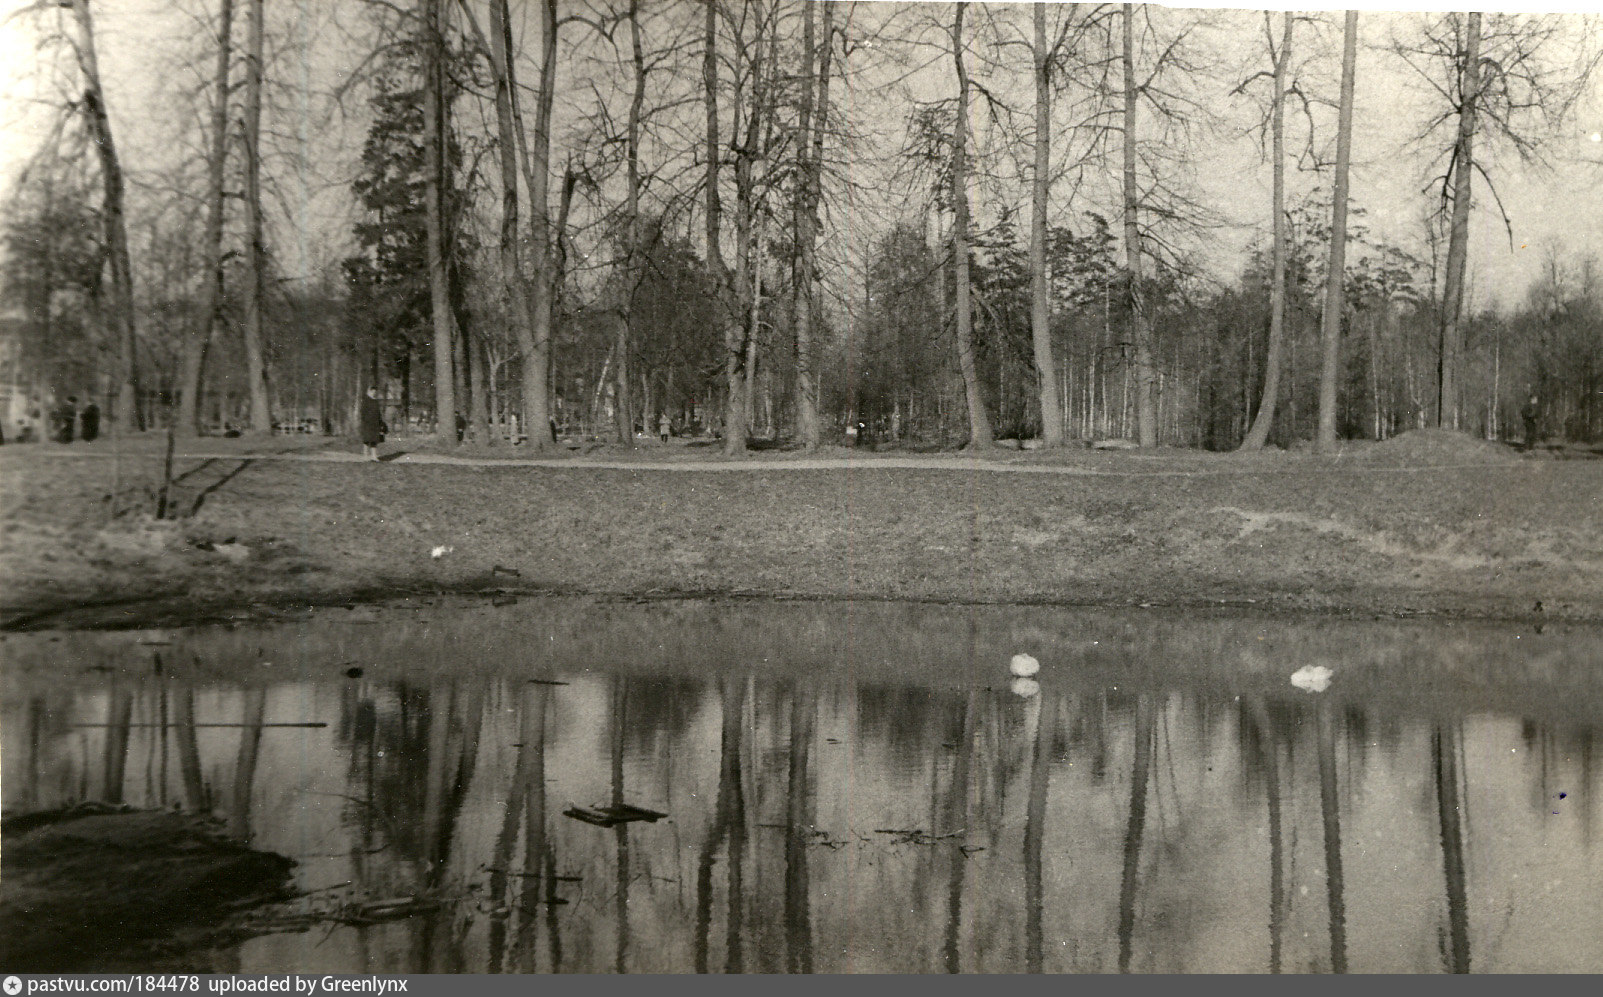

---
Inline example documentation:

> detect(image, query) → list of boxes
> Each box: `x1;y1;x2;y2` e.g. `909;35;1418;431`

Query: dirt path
13;444;1516;477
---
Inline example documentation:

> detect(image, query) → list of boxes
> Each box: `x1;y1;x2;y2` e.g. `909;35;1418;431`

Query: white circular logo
3;976;22;995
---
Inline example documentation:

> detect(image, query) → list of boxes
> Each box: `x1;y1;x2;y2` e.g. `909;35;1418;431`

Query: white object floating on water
430;545;454;559
1011;677;1040;699
1009;653;1040;677
1290;664;1334;693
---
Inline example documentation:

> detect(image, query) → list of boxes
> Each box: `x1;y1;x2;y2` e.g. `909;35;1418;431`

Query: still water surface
4;597;1602;973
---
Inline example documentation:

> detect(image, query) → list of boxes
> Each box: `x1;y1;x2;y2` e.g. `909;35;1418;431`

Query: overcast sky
2;0;1599;314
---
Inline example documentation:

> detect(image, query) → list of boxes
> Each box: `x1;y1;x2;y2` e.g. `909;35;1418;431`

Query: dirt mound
0;804;295;970
1364;428;1521;465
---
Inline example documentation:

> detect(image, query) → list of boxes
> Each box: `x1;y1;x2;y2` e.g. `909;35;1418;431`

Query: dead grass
3;428;1601;628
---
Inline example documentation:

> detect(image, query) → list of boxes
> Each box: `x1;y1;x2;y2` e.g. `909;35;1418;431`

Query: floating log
563;803;668;828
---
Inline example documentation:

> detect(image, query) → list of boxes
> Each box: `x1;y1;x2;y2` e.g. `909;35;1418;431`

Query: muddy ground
0;804;295;971
3;428;1601;633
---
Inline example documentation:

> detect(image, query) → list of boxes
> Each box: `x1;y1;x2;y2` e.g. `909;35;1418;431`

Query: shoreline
0;576;1576;634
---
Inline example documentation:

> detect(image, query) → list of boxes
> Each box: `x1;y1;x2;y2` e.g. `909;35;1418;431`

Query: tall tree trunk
1240;12;1292;451
241;0;270;432
615;0;645;447
1316;11;1358;452
703;0;725;285
791;1;825;451
523;0;558;449
420;0;456;441
702;0;739;451
1438;11;1480;431
178;0;233;436
1122;4;1155;447
809;2;833;438
951;3;992;450
69;0;140;432
695;0;734;452
746;211;763;433
725;7;768;455
486;0;529;448
1030;4;1064;447
467;321;489;442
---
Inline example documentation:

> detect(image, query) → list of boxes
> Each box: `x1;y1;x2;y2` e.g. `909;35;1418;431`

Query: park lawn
2;428;1601;630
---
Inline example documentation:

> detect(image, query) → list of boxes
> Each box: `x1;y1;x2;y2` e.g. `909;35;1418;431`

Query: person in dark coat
53;396;77;443
79;402;99;442
1521;394;1540;452
359;386;386;461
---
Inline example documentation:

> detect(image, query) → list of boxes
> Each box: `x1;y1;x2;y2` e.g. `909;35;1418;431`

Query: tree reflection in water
1434;721;1470;974
1022;692;1056;974
1116;695;1155;973
1316;700;1348;974
8;650;1603;973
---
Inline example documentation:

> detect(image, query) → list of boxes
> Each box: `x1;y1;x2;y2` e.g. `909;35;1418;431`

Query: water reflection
5;602;1603;973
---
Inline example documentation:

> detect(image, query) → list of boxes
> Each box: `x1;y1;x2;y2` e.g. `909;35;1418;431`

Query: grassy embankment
3;428;1601;629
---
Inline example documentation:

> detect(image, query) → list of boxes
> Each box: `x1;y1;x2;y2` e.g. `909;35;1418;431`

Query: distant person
53;396;77;443
359;386;386;461
1521;394;1540;452
658;412;671;444
79;401;99;442
845;421;858;448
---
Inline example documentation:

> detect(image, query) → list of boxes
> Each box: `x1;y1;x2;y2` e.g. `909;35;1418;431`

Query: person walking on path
359;386;386;461
658;412;671;445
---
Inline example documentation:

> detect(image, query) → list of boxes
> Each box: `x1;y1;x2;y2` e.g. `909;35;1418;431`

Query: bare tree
1396;12;1599;429
719;0;783;455
1436;12;1479;432
1120;3;1155;448
65;0;141;432
175;0;233;436
525;0;559;450
702;0;736;448
418;0;455;440
790;0;831;451
612;0;646;447
241;0;272;432
1028;3;1065;448
952;2;993;449
1239;12;1294;451
1316;11;1358;452
482;0;529;447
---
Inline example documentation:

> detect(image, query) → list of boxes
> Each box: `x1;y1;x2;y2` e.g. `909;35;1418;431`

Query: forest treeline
3;2;1600;451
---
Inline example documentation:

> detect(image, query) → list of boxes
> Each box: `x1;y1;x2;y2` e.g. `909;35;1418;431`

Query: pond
3;596;1602;973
